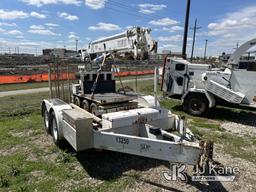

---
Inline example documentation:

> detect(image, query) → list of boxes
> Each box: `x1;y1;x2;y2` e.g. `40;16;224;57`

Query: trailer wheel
183;94;209;116
42;104;51;134
73;96;81;107
49;112;63;146
82;100;90;111
90;103;98;115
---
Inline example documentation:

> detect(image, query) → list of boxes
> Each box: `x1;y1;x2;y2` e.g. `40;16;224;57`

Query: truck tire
49;112;64;146
42;104;51;134
82;100;90;111
73;96;81;107
183;94;209;116
90;103;98;115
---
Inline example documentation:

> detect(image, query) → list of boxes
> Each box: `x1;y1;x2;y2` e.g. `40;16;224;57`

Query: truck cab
162;57;211;97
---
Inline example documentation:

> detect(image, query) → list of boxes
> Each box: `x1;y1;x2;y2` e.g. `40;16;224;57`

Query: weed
9;165;20;177
56;150;71;163
0;175;9;188
17;185;28;192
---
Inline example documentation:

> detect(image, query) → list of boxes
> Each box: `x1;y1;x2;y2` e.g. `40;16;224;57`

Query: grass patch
218;134;256;162
190;118;222;131
116;78;155;95
0;82;49;92
189;127;256;163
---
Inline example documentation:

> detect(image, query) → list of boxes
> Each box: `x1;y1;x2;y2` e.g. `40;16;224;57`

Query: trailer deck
80;92;138;104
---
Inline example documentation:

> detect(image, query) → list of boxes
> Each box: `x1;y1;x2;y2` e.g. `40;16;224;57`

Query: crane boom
82;27;157;61
227;38;256;66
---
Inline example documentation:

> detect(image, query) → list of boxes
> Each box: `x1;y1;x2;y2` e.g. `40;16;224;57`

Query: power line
106;0;172;21
106;5;161;21
109;0;167;19
105;5;158;21
110;0;186;25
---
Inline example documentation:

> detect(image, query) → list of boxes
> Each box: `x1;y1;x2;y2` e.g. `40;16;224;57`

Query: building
43;48;78;59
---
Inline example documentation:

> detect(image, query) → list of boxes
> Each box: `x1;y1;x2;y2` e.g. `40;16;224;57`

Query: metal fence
48;61;79;103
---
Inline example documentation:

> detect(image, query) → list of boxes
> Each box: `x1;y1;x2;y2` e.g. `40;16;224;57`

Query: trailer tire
42;104;51;134
49;112;64;146
183;94;209;116
82;100;90;111
90;103;98;115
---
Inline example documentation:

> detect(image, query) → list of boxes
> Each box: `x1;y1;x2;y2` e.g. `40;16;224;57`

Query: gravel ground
221;121;256;137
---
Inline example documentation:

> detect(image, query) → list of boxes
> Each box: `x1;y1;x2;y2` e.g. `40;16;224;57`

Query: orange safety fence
0;70;154;84
113;69;154;77
0;73;76;84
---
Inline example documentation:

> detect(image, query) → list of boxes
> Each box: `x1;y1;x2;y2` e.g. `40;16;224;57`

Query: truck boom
81;27;157;61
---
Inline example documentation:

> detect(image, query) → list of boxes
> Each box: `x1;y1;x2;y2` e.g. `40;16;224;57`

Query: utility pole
204;39;208;61
182;0;191;59
190;19;201;62
233;42;239;50
76;39;78;52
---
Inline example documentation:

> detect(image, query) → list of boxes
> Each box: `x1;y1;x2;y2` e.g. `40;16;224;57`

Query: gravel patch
221;121;256;137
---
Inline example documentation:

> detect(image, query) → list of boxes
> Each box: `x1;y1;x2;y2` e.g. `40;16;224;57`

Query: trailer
41;53;213;167
162;39;256;116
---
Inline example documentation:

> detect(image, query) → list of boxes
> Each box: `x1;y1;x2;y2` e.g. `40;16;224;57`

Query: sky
0;0;256;57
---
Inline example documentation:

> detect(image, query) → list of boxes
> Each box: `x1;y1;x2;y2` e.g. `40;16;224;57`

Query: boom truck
41;27;214;168
81;27;158;61
162;38;256;116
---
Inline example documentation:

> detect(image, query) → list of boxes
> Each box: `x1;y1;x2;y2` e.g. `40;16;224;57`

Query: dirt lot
0;81;256;192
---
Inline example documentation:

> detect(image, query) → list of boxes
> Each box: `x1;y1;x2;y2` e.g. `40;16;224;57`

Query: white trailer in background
81;27;157;61
162;39;256;116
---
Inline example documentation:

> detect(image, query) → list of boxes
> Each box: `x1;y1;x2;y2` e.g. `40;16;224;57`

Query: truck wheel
90;103;98;115
49;112;63;146
73;96;81;107
82;100;90;111
42;104;51;134
184;94;209;116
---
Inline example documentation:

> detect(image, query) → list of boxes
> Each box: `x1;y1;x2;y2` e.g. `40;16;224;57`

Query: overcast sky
0;0;256;56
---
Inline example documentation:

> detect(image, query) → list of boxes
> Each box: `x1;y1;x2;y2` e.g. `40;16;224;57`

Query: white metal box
102;108;169;129
62;108;93;151
206;80;245;104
